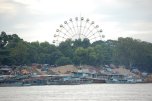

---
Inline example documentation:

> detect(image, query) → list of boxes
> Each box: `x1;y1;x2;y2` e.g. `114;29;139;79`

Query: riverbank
0;64;151;87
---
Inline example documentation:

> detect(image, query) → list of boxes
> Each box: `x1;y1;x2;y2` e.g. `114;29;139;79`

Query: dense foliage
0;31;152;72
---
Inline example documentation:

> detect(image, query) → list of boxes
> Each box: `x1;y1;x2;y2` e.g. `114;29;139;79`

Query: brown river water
0;84;152;101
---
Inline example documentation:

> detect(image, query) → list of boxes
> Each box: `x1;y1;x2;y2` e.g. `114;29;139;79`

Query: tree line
0;31;152;72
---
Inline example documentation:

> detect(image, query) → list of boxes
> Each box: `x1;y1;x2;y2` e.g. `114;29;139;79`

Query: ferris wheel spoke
87;34;95;39
83;24;92;36
64;20;75;37
70;20;77;35
75;17;79;36
88;28;103;38
55;32;70;39
57;29;71;38
87;30;99;38
53;17;104;45
81;22;88;36
79;17;83;38
82;18;90;35
62;26;73;37
67;23;75;36
86;28;96;37
85;23;98;37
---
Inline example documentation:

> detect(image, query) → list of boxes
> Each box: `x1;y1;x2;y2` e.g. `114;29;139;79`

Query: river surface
0;84;152;101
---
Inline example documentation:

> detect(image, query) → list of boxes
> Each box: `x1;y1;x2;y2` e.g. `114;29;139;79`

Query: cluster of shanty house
0;64;148;86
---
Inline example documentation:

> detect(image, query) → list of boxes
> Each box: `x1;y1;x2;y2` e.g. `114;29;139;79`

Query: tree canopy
0;31;152;72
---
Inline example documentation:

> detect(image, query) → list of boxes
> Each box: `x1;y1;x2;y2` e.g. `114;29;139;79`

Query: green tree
58;39;74;59
50;51;63;65
0;31;8;48
10;41;29;65
55;57;72;66
74;47;87;65
86;47;97;65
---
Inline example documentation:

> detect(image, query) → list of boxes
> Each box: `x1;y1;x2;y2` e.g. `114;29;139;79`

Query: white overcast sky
0;0;152;43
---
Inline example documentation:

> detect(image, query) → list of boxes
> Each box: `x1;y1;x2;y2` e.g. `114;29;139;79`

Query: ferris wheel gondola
53;17;105;45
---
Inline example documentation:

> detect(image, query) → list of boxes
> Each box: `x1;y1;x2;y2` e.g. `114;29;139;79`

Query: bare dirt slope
50;65;78;74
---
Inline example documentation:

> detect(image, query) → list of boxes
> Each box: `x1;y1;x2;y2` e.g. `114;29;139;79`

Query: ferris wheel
53;17;105;45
